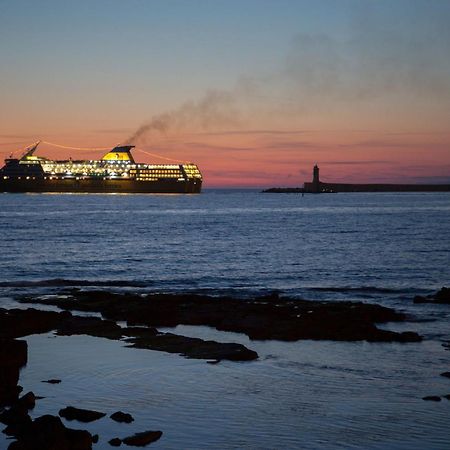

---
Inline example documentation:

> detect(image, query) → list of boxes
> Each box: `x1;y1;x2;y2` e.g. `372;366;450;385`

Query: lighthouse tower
312;164;320;193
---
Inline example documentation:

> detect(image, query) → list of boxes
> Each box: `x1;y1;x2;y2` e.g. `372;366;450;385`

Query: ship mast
20;141;41;160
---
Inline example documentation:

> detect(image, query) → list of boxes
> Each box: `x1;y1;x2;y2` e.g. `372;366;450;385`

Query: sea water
0;191;449;449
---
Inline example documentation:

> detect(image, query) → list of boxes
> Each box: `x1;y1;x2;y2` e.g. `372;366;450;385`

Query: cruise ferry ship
0;142;202;193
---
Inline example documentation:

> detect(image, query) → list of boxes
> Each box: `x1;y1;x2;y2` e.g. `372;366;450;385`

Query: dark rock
32;414;65;434
122;430;162;446
41;379;61;384
422;396;441;401
1;393;37;436
21;291;422;344
397;331;422;343
0;405;29;426
414;287;450;304
443;394;450;400
440;371;450;378
122;327;158;338
57;315;124;340
109;438;122;447
0;307;121;342
126;332;258;362
110;411;134;423
0;407;32;437
0;338;28;366
3;416;32;437
92;434;99;443
0;338;28;406
17;392;36;410
0;308;70;339
7;414;93;450
59;406;106;423
0;305;258;363
435;287;450;303
64;427;93;449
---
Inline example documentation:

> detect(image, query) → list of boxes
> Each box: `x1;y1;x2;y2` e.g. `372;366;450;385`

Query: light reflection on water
0;191;450;448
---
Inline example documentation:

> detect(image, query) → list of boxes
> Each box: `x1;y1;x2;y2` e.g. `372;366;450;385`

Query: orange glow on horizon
1;129;449;188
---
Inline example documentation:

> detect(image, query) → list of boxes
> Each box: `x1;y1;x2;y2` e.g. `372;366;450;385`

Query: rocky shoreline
20;290;422;343
1;289;446;448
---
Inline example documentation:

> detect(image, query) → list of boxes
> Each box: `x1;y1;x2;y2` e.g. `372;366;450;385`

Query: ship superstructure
0;142;202;193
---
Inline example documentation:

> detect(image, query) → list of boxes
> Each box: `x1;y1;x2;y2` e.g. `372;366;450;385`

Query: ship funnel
101;145;135;163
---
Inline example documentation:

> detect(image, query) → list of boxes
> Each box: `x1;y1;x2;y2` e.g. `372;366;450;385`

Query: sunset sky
1;0;449;187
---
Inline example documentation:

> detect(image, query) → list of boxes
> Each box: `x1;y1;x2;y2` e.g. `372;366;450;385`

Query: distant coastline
263;165;450;193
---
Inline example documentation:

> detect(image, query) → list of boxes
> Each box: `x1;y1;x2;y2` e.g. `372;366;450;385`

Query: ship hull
0;178;202;194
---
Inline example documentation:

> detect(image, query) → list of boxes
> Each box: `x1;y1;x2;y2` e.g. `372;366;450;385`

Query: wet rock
443;394;450;400
396;332;422;343
59;406;106;423
0;407;32;437
92;434;99;443
57;315;124;340
3;415;33;438
7;414;94;450
110;411;134;423
0;307;121;342
435;287;450;303
1;392;41;437
1;306;258;363
122;327;158;338
0;338;28;406
109;438;122;447
22;291;422;343
41;379;61;384
0;338;27;367
440;371;450;378
0;305;123;342
0;405;28;426
126;332;258;362
422;396;441;401
17;392;36;410
414;287;450;304
0;308;70;339
122;430;162;446
1;392;38;436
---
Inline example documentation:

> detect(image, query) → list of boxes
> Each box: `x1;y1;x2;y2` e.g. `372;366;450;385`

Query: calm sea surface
1;191;449;449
